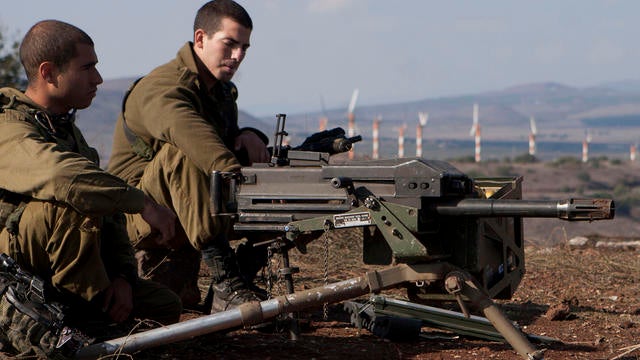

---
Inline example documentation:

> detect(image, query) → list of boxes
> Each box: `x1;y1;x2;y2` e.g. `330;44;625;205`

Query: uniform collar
176;42;220;94
177;42;200;76
0;87;75;119
0;87;76;135
0;87;41;111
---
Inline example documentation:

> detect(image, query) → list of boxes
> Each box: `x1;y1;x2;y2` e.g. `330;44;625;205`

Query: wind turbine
416;112;429;158
582;129;592;163
470;103;481;162
528;116;537;156
372;116;382;160
397;124;407;158
347;89;359;159
318;95;328;131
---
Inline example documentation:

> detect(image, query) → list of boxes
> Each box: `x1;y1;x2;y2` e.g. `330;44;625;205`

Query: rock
595;240;640;250
619;321;635;329
568;236;590;248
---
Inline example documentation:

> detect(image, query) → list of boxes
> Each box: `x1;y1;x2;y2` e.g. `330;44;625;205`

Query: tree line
0;26;26;89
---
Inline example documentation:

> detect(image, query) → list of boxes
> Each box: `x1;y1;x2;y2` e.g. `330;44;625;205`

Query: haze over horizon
2;1;640;117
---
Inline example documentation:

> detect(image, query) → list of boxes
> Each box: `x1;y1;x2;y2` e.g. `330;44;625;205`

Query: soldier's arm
129;77;241;174
0;119;144;216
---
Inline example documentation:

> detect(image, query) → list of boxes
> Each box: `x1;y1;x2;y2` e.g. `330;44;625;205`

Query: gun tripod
258;236;301;340
77;261;544;360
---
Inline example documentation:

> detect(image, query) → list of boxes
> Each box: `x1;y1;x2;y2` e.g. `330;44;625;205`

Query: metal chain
266;243;284;298
322;219;331;321
266;246;274;299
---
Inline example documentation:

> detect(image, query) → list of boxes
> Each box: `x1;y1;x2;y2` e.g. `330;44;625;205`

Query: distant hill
78;77;640;164
284;81;640;141
278;81;640;160
597;79;640;94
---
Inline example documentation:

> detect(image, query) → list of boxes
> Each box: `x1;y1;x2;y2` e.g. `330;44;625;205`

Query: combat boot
202;246;264;313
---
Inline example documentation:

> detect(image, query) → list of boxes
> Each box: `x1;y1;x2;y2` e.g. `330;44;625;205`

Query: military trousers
125;144;231;307
0;200;182;325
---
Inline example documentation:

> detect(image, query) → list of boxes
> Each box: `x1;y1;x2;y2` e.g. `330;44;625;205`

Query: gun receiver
212;153;614;299
207;115;614;359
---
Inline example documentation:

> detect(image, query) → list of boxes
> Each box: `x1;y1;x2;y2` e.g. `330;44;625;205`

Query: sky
2;0;640;117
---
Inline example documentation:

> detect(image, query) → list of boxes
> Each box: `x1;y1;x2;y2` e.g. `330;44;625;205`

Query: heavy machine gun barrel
434;198;614;220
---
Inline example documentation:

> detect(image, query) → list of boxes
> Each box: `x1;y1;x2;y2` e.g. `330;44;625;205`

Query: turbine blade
418;112;429;127
530;116;537;135
348;89;359;114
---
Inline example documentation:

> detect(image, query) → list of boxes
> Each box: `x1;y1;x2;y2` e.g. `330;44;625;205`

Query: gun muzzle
434;198;615;221
557;198;615;220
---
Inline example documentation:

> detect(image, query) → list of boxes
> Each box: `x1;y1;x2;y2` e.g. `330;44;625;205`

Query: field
113;159;640;359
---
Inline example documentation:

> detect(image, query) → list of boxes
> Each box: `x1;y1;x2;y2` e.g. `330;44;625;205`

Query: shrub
550;156;581;167
513;153;538;164
495;165;517;177
576;171;591;182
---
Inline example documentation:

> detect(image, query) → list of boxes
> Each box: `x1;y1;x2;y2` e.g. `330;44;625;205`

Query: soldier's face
51;43;103;113
194;17;251;82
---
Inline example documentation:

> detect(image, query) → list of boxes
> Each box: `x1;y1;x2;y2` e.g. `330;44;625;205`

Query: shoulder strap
121;78;155;161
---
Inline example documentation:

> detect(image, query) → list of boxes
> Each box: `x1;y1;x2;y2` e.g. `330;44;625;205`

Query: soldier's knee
157;289;183;325
133;278;183;325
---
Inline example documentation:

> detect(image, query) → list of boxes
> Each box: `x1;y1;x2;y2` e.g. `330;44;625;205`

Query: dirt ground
112;160;640;359
125;236;640;360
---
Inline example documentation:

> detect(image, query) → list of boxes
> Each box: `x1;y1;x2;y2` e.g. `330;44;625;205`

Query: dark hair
20;20;94;84
194;0;253;34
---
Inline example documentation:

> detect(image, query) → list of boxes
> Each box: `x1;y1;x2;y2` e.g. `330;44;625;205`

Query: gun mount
210;117;611;359
79;116;614;360
217;155;612;301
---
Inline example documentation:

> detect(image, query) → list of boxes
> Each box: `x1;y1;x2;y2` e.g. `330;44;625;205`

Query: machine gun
78;114;614;360
0;253;91;358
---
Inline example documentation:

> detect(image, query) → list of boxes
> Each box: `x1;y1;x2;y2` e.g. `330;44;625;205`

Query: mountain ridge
77;78;640;163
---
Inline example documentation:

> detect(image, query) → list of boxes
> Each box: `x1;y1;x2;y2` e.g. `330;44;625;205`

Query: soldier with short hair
108;0;269;313
0;19;182;356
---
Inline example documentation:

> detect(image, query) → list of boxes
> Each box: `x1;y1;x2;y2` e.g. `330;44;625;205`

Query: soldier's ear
194;29;206;49
39;62;58;84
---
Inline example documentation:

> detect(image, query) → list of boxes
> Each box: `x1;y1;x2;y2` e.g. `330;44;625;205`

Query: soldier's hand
141;195;179;249
102;277;133;323
234;130;270;165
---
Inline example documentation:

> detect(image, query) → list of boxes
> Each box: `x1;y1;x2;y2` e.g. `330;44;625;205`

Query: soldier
0;19;182;354
108;0;269;312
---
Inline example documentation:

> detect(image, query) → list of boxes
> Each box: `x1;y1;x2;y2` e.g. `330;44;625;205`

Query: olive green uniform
108;42;243;246
108;43;266;306
0;87;181;326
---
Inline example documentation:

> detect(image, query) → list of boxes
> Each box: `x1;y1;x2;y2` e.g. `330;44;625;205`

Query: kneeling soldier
0;20;182;357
